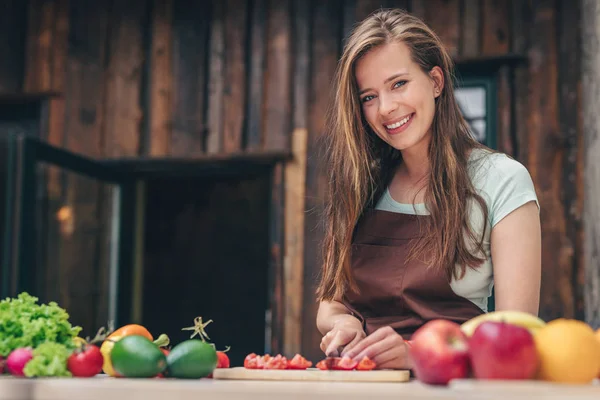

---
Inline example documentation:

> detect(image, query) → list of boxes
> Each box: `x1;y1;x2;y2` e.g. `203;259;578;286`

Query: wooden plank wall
0;0;585;360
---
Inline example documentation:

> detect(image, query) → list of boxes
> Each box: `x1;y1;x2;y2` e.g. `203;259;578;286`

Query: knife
325;345;345;369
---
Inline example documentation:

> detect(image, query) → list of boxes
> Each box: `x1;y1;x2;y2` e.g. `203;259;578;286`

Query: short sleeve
488;157;539;227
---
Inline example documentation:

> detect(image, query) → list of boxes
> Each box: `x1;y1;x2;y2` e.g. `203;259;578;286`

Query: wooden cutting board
212;367;410;383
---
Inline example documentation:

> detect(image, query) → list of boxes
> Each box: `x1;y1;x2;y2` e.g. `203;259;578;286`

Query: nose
378;93;398;116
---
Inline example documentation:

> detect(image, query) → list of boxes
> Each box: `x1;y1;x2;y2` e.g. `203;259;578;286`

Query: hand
341;326;410;369
320;316;366;357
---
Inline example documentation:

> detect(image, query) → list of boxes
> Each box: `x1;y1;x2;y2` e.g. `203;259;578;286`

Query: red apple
408;319;471;385
468;320;538;380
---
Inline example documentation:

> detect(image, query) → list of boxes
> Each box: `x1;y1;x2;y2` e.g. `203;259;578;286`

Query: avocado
165;340;217;379
110;335;167;378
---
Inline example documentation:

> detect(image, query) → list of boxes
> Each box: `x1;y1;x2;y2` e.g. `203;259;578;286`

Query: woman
315;8;541;370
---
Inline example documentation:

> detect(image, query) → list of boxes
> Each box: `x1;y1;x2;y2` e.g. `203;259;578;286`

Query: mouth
383;113;414;135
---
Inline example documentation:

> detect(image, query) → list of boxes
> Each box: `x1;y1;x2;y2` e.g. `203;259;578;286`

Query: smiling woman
315;8;541;370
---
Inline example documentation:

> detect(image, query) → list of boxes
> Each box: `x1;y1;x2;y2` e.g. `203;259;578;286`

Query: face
355;41;444;153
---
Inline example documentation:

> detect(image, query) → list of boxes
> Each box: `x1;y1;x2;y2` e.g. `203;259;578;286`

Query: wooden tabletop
1;376;599;400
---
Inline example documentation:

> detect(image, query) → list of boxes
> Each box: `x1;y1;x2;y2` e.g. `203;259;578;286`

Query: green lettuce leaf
0;292;81;357
23;342;72;377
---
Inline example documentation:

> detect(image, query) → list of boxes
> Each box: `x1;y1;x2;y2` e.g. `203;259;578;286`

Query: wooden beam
461;0;481;57
263;0;292;152
245;0;267;151
222;0;248;153
302;0;343;363
582;0;600;328
206;0;225;154
60;0;110;337
282;0;310;359
170;0;211;155
527;0;574;321
103;0;147;157
23;0;54;92
149;0;172;156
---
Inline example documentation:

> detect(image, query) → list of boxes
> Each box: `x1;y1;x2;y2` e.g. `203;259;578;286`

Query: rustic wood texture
558;0;585;322
169;0;211;156
222;0;248;153
422;0;460;57
496;66;513;156
280;0;310;358
582;0;600;328
461;0;481;57
104;0;146;157
206;0;225;153
263;0;292;152
11;0;592;355
23;0;55;92
302;0;344;363
57;0;112;337
481;0;510;56
0;0;27;92
527;0;574;321
148;0;172;156
246;0;267;151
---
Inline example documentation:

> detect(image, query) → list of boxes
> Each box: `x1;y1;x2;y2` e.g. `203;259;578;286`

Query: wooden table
1;376;599;400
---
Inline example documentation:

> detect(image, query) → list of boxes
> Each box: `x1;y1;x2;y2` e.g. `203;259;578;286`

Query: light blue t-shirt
375;148;540;311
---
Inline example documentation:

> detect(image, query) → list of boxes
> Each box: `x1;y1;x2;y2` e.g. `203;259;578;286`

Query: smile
383;113;414;134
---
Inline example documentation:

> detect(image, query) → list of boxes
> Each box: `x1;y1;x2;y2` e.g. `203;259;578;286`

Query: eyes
360;80;407;103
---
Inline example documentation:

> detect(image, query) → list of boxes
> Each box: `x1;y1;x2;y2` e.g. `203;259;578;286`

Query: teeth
385;115;411;130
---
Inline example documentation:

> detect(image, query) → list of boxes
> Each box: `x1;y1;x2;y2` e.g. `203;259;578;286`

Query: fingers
320;329;363;357
342;326;394;359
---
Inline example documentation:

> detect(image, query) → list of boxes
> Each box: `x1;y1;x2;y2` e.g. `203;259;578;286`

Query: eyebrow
358;72;409;96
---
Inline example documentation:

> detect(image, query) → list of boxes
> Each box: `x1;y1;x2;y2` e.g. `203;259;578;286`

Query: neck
399;135;430;181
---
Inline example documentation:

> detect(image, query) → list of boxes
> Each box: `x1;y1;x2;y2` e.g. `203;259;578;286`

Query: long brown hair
316;8;489;302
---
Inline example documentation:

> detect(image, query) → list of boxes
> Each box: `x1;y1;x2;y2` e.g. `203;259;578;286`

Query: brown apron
342;209;485;341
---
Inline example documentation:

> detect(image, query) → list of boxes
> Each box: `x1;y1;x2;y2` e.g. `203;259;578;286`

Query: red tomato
316;360;328;370
216;351;230;368
315;356;358;370
356;356;376;371
67;344;104;377
287;354;312;370
264;354;288;369
244;353;259;369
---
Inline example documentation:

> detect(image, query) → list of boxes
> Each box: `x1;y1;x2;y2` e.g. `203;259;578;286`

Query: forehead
355;41;415;89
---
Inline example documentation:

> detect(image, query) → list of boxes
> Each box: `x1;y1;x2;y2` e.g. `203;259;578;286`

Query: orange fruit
534;319;600;384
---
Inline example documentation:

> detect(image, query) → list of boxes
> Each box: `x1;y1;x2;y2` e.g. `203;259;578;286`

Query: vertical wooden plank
60;0;110;336
222;0;248;153
496;66;513;155
0;0;27;92
246;0;267;151
481;0;510;56
104;0;147;157
423;0;460;57
282;0;310;358
169;0;211;155
302;0;343;363
527;0;574;321
23;0;55;92
559;0;585;322
206;0;225;154
461;0;481;57
149;0;172;156
582;0;600;329
511;0;532;164
42;0;68;314
263;0;292;152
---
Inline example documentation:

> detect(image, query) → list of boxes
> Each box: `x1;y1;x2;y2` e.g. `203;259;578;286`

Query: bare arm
491;200;541;315
316;300;361;334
